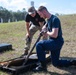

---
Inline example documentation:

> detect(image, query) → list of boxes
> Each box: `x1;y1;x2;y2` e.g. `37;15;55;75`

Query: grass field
0;14;76;75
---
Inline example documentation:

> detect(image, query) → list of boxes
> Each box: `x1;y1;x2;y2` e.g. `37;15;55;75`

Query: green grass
0;21;25;48
59;15;76;41
0;14;76;75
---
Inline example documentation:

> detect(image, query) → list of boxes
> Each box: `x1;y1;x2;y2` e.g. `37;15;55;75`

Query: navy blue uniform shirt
47;15;63;41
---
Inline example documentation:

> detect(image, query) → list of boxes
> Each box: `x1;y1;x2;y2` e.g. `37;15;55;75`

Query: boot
71;60;76;66
33;61;47;72
21;48;28;57
24;49;28;55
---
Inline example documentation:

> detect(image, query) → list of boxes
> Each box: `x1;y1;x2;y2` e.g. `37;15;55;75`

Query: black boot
33;61;47;72
71;60;76;66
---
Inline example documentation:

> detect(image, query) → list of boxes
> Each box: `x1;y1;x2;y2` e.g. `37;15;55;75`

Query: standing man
24;6;46;55
33;6;76;71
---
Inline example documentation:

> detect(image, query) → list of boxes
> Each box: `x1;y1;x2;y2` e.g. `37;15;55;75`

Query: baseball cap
28;6;36;14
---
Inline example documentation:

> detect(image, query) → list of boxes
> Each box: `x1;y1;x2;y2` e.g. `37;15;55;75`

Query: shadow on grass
0;48;15;54
56;57;76;75
0;55;76;75
14;57;76;75
60;56;76;60
19;71;60;75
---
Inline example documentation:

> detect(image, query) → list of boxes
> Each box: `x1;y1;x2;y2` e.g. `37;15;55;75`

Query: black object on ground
0;43;12;52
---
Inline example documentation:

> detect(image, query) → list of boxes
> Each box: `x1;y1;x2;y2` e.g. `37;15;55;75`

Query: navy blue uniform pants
36;39;71;67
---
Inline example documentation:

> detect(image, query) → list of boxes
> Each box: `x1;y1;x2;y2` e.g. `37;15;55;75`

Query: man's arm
25;22;30;36
47;28;58;38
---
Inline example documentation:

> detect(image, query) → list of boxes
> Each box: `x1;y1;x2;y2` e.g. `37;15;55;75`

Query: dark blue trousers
36;39;71;67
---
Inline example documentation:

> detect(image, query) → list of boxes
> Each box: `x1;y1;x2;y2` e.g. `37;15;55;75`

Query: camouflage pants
25;24;47;51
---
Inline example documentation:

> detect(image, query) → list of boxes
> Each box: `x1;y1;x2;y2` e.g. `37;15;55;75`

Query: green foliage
0;6;27;23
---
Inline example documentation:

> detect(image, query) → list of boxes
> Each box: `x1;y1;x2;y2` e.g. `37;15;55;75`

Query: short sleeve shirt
47;15;63;39
25;12;45;26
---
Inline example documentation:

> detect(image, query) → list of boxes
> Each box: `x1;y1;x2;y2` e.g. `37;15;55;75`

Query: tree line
0;6;27;23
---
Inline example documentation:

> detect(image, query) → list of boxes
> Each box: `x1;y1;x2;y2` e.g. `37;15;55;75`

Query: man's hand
41;25;47;33
26;33;30;37
26;33;31;42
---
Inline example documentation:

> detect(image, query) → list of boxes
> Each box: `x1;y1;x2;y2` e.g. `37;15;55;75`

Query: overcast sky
0;0;76;14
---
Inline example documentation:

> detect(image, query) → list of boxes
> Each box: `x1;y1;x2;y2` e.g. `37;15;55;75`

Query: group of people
24;6;76;71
